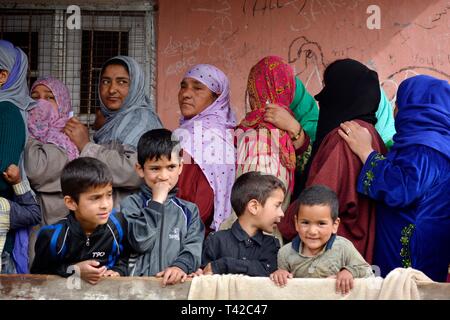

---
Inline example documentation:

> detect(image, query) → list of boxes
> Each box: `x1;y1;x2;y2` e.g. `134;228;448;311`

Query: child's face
64;183;113;233
136;151;183;192
295;204;339;256
256;188;285;234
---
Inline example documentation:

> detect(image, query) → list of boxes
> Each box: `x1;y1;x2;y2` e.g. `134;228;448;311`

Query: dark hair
101;58;129;76
137;128;183;166
297;185;339;221
61;157;113;203
231;171;286;216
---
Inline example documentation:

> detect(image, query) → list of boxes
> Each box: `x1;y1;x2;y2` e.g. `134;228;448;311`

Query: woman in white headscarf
64;56;163;207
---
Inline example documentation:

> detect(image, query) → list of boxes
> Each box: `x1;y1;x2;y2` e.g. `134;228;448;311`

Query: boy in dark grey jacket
120;129;204;286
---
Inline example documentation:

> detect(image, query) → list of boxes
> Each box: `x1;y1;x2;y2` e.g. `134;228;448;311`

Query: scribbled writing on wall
242;0;305;16
194;0;238;69
381;66;450;102
288;36;326;95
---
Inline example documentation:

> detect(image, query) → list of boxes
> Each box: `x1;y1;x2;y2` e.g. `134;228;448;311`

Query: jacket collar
231;220;264;246
67;211;108;237
291;233;337;254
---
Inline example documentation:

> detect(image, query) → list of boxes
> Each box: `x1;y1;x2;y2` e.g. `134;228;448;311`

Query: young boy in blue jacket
31;157;130;284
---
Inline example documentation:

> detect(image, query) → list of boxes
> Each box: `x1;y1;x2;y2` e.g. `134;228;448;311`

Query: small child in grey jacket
120;129;204;286
270;185;373;295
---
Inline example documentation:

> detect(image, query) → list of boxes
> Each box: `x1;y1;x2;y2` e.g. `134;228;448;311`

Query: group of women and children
0;39;449;294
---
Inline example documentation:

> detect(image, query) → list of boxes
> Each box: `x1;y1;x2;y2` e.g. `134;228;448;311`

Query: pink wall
157;0;450;129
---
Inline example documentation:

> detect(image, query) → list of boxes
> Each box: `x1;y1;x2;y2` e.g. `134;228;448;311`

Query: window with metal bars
80;30;129;114
0;7;153;126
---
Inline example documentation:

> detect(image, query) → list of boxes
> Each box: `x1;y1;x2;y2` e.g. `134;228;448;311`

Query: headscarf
0;40;33;193
392;74;450;160
174;64;237;230
313;58;380;152
28;77;79;160
237;56;296;192
93;56;163;148
375;87;396;148
0;40;35;112
289;76;319;142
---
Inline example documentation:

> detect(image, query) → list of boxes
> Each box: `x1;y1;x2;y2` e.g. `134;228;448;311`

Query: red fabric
279;120;387;264
237;56;297;191
177;161;214;236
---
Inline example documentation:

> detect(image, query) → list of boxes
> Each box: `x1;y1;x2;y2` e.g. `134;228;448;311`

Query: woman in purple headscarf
174;64;237;234
24;76;78;227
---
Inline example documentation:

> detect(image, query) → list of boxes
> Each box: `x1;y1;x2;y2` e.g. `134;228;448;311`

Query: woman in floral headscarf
220;56;319;241
174;64;237;234
236;56;318;199
25;76;78;226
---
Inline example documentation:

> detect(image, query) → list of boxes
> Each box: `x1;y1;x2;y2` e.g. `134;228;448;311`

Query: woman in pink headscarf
219;57;316;244
174;64;237;235
25;76;77;227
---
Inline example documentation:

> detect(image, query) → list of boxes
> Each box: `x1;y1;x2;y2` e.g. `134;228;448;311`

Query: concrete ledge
0;275;191;300
1;275;449;300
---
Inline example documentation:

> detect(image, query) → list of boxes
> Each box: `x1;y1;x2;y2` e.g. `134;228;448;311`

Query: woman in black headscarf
279;59;387;263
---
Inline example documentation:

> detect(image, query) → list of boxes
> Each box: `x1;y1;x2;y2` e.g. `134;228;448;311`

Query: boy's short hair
231;172;286;216
61;157;113;203
297;185;339;221
137;128;183;166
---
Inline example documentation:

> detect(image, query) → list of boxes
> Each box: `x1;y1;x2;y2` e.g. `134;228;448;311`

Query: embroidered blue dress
356;75;450;282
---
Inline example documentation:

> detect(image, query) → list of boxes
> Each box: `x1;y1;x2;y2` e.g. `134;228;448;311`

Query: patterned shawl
28;77;79;160
237;56;296;192
174;64;237;230
93;56;163;149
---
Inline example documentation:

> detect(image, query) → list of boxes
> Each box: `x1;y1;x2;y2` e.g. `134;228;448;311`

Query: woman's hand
3;164;21;185
338;121;374;163
64;117;91;152
264;103;305;147
264;104;301;136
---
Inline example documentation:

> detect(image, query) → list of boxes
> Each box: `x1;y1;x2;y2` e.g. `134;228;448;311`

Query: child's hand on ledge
103;270;120;277
335;268;354;295
156;266;187;286
270;269;293;287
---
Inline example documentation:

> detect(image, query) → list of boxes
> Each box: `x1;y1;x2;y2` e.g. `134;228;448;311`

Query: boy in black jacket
31;157;130;284
195;172;285;276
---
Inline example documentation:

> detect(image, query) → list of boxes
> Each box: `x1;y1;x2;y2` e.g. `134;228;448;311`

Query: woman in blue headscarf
64;56;163;207
0;40;40;273
339;75;450;282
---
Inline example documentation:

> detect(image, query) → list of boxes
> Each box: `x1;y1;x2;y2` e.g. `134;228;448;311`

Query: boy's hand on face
75;260;107;285
156;266;187;287
151;181;172;204
270;269;293;287
335;268;354;295
3;164;21;185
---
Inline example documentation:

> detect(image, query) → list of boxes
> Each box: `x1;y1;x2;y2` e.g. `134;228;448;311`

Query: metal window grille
0;6;155;127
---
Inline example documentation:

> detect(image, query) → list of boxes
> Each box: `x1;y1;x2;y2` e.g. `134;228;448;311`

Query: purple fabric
12;228;30;274
174;64;237;230
0;40;35;111
2;48;21;90
28;77;79;160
